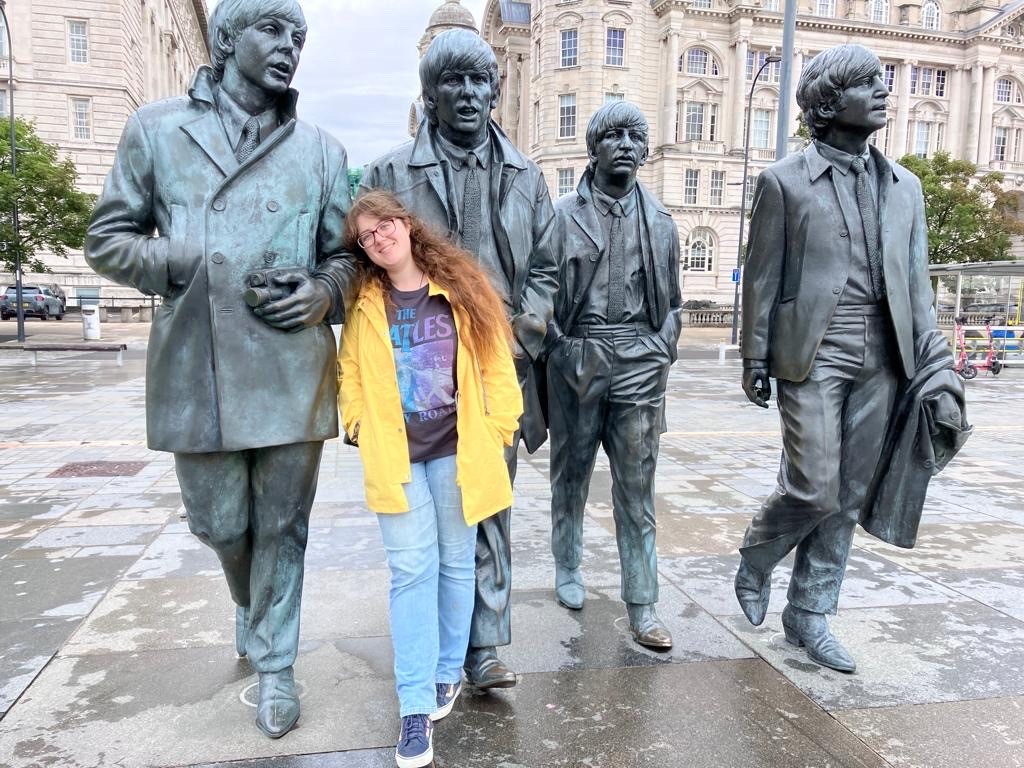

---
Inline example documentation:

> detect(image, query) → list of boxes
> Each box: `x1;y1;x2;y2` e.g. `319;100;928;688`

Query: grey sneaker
430;680;462;721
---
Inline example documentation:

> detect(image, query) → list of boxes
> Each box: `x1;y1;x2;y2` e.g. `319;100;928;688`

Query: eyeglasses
356;218;397;249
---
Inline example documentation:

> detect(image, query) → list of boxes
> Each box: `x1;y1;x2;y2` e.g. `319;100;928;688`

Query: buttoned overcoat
359;121;557;451
87;67;353;453
741;143;935;382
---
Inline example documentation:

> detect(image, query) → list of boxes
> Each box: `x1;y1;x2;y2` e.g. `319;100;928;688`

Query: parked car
0;285;65;320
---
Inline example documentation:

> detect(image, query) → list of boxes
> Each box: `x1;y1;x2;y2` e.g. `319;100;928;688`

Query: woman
338;190;523;768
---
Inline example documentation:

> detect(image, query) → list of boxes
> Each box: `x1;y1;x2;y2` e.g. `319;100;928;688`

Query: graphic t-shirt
388;285;459;463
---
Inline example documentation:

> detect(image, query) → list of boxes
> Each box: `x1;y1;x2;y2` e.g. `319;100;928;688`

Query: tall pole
731;54;782;346
0;0;23;343
774;0;797;160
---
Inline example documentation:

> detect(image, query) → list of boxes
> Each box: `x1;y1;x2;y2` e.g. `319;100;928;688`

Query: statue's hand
742;364;772;408
253;270;332;332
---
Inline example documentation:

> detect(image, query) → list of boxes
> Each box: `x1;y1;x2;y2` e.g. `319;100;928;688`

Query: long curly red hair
343;189;514;364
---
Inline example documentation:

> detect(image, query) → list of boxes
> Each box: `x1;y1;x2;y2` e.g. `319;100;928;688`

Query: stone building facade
479;0;1024;301
1;0;209;305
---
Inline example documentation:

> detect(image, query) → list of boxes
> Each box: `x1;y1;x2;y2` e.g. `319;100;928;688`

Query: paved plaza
1;321;1023;768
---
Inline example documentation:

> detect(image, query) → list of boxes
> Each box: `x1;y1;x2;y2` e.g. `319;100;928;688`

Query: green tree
0;118;95;274
898;150;1024;264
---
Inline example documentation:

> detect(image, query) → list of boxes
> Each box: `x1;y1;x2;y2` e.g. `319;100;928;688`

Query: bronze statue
360;28;558;689
545;102;682;650
736;44;968;673
85;0;352;737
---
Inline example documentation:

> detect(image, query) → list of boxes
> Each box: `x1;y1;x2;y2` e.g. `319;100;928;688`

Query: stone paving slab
727;601;1024;710
835;696;1024;768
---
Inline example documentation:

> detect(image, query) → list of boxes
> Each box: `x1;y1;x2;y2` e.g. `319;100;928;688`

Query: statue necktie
850;156;886;301
607;202;625;322
235;117;260;164
462;153;481;255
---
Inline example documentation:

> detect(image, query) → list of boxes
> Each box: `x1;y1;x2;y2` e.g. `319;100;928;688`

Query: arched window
922;0;940;30
683;229;716;272
995;77;1022;104
869;0;889;23
681;47;720;76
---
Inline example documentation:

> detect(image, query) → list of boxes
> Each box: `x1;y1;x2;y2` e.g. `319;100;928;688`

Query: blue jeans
377;455;477;717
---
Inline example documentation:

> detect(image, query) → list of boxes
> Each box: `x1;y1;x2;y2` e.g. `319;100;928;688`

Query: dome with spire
426;0;477;33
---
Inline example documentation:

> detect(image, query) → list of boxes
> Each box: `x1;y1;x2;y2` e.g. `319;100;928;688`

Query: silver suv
0;285;66;321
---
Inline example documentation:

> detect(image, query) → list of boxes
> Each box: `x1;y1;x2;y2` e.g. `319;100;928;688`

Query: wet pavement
1;323;1023;768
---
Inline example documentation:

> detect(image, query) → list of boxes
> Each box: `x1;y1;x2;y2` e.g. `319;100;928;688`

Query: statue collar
409;120;526;171
188;66;299;122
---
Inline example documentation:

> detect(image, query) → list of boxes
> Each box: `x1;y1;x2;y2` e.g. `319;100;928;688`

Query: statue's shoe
626;603;673;650
235;605;249;658
256;667;300;738
463;647;517;689
781;605;857;673
555;564;585;610
734;557;772;626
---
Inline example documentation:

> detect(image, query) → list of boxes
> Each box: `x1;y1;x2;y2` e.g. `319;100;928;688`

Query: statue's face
831;71;889;137
592;124;648;179
231;15;305;95
431;67;495;138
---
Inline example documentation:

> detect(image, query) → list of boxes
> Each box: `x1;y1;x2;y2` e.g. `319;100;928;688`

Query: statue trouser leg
740;313;897;612
603;332;670;606
175;441;323;672
547;336;608;575
468;433;519;651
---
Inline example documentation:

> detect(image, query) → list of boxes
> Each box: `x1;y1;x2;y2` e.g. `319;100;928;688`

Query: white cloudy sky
222;0;489;167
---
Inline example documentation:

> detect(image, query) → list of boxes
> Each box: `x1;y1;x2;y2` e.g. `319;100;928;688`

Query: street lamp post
0;0;24;343
730;51;782;347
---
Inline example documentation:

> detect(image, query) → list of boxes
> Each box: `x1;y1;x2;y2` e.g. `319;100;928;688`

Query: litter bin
81;306;102;340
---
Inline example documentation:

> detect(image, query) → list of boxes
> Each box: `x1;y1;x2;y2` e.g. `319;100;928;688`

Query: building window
605;28;625;67
994;127;1008;162
557;168;575;196
936;122;945;152
0;17;7;59
816;0;836;17
684;101;718;142
1015;128;1023;162
560;29;578;68
752;109;772;149
922;0;940;30
869;0;889;23
70;97;92;139
935;69;947;97
534;39;541;77
684;169;700;205
995;77;1019;104
558;93;576;139
683;229;715;272
605;92;625;103
883;119;893;155
883;63;897;92
910;66;918;94
684;47;719;76
746;50;781;83
0;90;6;119
691;0;712;7
909;66;949;97
710;170;725;206
763;0;779;9
915;121;932;158
745;174;757;208
68;19;89;64
533;100;541;144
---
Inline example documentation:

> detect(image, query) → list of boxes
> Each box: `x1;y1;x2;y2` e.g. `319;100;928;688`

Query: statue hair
208;0;307;82
419;29;500;127
796;44;882;140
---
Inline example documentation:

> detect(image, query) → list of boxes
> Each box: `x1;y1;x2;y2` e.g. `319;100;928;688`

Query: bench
6;342;129;367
